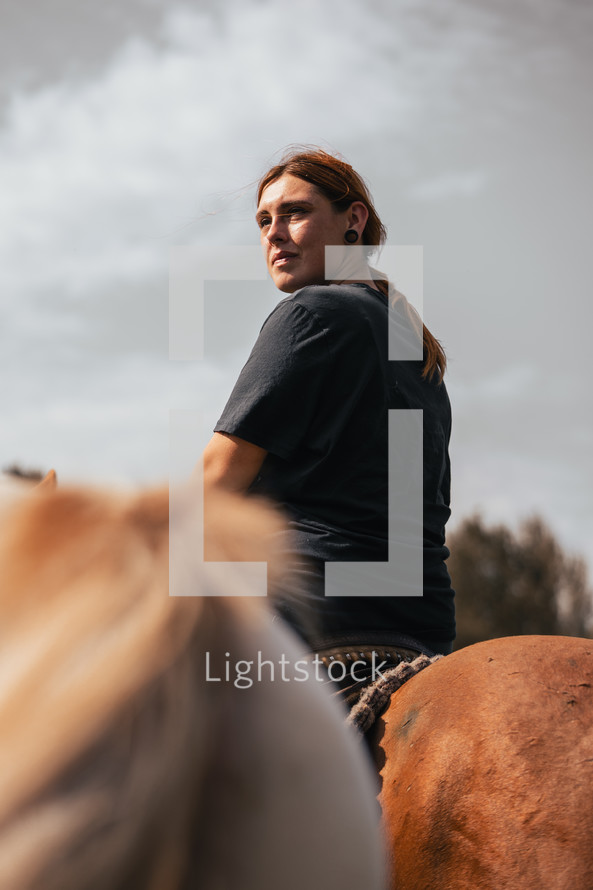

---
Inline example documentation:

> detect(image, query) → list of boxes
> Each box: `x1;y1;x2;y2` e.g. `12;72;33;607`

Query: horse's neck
197;611;385;890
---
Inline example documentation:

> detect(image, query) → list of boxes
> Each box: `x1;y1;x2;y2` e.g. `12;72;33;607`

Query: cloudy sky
1;0;592;574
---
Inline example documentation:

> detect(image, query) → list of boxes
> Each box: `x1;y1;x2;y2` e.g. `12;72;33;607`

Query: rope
347;653;443;735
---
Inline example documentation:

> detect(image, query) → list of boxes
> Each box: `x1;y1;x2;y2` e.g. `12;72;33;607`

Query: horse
3;474;593;889
367;634;593;889
0;479;386;890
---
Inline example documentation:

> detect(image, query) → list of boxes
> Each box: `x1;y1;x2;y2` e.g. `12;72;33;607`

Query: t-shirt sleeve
214;299;330;460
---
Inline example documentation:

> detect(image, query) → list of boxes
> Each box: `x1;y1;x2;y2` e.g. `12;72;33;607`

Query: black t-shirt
215;283;455;646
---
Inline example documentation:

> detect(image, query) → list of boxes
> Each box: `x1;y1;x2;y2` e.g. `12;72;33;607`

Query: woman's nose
266;216;287;243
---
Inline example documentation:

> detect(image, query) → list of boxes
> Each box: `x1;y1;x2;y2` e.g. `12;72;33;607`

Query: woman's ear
347;201;370;234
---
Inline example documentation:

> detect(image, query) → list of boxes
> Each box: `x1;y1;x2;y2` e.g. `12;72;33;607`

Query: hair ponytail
374;279;447;383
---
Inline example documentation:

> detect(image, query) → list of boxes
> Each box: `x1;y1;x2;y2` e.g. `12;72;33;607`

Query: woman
203;147;455;703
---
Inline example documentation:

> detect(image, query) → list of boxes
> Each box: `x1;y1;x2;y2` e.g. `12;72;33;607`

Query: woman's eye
257;208;307;229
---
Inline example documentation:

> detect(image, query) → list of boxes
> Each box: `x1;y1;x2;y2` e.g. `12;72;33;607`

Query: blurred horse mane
0;481;284;890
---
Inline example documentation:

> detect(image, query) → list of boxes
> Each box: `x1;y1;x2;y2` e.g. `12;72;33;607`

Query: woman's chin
271;271;300;294
271;270;326;294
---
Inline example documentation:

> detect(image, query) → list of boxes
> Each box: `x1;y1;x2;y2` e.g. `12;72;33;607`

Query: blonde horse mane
0;481;283;890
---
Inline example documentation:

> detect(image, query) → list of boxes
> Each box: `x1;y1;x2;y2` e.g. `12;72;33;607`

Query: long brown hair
258;147;446;383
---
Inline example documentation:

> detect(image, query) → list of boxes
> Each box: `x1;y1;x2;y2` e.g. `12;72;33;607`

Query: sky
1;0;592;575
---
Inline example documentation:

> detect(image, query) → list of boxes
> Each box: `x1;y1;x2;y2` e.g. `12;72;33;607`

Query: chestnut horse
370;634;593;890
0;480;385;890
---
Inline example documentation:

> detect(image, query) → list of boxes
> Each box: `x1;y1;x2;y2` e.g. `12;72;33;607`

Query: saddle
305;631;436;710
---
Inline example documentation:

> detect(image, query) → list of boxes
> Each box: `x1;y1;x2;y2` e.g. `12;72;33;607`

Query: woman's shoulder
259;284;385;345
289;283;384;320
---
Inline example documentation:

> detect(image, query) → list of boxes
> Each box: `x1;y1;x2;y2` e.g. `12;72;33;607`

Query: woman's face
256;174;353;293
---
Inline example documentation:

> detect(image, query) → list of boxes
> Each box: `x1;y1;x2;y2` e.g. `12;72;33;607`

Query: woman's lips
272;252;297;266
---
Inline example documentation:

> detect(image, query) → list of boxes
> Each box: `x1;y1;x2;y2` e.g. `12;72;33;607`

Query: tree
448;514;593;650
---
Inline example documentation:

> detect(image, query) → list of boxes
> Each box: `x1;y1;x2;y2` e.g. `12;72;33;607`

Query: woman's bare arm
201;432;268;493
